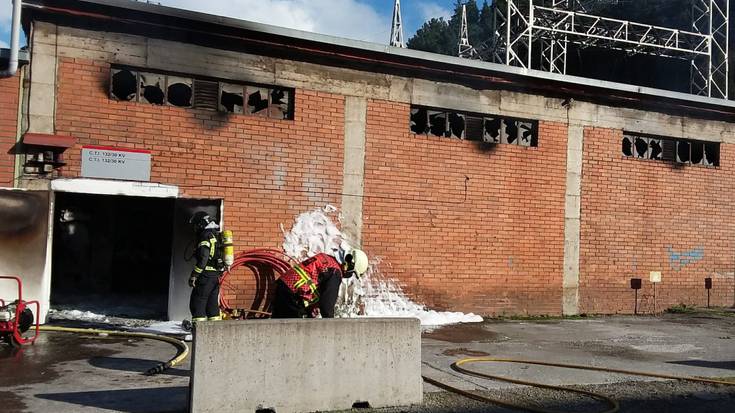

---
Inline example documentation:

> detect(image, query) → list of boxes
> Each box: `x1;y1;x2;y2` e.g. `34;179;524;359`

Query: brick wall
362;100;568;316
55;58;345;310
0;73;20;185
580;127;735;313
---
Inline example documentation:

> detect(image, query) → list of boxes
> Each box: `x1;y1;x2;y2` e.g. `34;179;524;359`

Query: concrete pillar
563;124;584;315
341;96;367;246
27;22;58;134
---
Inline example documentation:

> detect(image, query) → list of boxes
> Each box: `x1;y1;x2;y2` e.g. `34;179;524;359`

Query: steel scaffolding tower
459;4;480;58
462;0;729;99
390;0;406;48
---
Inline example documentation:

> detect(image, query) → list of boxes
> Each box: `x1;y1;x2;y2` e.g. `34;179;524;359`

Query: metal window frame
108;65;295;119
621;131;720;168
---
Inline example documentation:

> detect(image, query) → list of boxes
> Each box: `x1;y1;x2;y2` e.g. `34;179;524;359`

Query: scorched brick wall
580;127;735;313
0;73;19;185
55;57;345;310
362;99;568;316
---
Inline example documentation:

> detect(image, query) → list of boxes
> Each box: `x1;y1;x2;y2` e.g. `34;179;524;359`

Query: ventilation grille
193;80;219;111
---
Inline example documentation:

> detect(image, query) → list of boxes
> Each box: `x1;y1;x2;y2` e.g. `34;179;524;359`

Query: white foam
135;321;188;335
280;206;483;326
48;309;109;323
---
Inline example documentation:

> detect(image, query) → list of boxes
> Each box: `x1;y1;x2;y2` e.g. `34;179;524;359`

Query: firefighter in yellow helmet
272;247;369;318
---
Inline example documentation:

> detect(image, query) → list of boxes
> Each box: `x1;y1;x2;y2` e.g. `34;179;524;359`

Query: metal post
528;0;534;69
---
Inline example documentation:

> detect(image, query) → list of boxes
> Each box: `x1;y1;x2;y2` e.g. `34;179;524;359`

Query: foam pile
281;206;483;326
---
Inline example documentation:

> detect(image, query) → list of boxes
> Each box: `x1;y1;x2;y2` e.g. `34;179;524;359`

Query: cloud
417;2;451;21
156;0;391;43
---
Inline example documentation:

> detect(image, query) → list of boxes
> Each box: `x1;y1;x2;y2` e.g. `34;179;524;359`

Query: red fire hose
218;249;295;318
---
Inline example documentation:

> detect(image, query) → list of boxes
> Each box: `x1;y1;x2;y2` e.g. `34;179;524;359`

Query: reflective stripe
209;237;217;258
193;266;203;274
204;266;218;271
293;265;319;305
192;317;207;322
198;241;211;248
207;316;222;321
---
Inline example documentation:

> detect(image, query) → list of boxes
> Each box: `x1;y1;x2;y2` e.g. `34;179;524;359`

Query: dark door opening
51;192;175;319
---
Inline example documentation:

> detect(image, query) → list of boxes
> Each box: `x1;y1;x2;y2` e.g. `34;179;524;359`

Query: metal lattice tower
463;0;729;99
691;0;729;98
390;0;406;48
459;4;480;58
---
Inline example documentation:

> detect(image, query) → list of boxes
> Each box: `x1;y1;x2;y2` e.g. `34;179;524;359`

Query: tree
407;1;494;55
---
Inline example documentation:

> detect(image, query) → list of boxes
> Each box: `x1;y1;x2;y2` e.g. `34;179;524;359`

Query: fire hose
218;249;295;318
38;325;188;375
423;357;735;413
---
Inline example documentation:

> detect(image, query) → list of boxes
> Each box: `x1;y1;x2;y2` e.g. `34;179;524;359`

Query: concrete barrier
190;318;422;413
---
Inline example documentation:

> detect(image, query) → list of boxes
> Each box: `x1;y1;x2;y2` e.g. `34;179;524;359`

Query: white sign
81;146;151;182
650;271;662;283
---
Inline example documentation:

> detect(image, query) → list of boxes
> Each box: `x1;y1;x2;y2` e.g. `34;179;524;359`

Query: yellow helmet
349;249;369;277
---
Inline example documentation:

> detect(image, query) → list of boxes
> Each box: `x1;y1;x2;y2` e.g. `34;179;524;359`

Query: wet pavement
0;331;189;412
0;312;733;412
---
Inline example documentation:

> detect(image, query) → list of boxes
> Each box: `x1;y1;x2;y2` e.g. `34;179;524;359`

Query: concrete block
412;79;500;114
30;54;57;87
28;84;56;117
190;318;422;413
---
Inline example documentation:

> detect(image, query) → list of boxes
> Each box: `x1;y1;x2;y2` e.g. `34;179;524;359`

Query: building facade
1;0;733;320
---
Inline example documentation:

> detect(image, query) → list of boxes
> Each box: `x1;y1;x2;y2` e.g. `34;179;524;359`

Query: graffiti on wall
667;246;704;271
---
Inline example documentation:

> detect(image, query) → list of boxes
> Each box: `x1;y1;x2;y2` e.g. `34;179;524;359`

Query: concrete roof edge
27;0;735;111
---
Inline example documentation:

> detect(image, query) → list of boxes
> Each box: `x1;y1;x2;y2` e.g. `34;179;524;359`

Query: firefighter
188;211;224;322
272;247;369;318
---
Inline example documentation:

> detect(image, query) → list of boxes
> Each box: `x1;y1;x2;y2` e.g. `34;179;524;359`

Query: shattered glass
138;72;165;105
110;69;137;101
219;83;245;114
247;87;270;116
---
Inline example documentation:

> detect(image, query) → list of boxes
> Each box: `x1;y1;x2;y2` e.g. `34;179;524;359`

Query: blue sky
0;1;464;48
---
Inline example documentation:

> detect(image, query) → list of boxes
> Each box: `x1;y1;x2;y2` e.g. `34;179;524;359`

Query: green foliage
406;0;494;55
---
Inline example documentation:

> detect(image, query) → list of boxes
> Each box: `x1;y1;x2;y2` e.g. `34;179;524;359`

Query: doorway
51;192;175;319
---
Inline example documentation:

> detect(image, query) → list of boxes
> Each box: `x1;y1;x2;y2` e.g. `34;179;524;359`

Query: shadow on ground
667;360;735;370
35;386;188;413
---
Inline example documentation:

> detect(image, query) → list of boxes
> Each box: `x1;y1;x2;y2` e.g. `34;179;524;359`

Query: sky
0;0;462;49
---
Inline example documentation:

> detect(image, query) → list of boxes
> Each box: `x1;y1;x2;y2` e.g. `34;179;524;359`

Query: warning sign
81;146;151;181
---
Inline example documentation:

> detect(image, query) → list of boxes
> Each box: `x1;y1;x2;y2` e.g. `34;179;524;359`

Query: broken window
501;119;518;145
219;83;245;114
246;87;270;116
704;142;720;167
622;135;634;156
167;76;192;107
677;140;691;164
448;112;465;139
109;67;294;119
517;121;535;147
428;111;447;137
410;108;429;135
634;136;649;159
690;141;705;165
110;69;137;101
409;106;538;147
483;117;502;143
648;138;663;160
623;132;719;167
269;88;292;120
138;72;165;105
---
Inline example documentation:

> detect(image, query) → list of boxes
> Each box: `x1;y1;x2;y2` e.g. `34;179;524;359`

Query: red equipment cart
0;276;40;347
